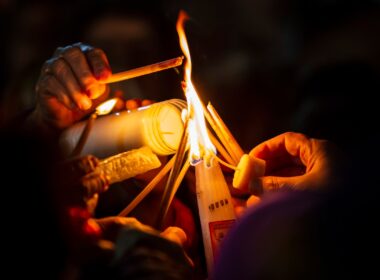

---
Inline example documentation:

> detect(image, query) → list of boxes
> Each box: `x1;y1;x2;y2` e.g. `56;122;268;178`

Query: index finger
62;46;98;91
85;48;112;81
249;132;313;166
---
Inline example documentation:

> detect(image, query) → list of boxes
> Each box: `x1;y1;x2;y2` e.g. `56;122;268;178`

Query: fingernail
246;195;261;208
81;97;92;110
88;84;106;99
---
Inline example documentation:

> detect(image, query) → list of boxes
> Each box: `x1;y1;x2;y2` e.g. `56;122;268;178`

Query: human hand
55;155;110;210
33;43;112;129
95;216;187;246
246;132;343;193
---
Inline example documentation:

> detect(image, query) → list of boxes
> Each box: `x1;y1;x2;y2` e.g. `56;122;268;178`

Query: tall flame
177;11;216;165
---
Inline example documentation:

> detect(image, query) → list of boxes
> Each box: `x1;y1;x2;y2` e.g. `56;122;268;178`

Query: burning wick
101;56;184;84
70;98;117;157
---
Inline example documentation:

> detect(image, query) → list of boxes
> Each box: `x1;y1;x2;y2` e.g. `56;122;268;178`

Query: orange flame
95;98;118;115
177;10;215;165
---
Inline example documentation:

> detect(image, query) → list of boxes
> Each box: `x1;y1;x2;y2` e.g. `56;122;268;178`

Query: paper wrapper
98;146;161;184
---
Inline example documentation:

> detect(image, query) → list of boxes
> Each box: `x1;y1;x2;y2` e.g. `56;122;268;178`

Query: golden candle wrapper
99;146;161;184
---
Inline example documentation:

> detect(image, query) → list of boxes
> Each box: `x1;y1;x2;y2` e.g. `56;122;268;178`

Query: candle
195;158;236;274
70;112;97;157
59;99;187;159
101;56;184;84
98;146;161;185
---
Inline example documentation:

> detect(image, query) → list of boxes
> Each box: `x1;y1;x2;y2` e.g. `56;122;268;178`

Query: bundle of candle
56;9;263;276
116;10;264;275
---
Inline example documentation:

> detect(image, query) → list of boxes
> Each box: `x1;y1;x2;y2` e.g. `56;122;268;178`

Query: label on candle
209;219;235;260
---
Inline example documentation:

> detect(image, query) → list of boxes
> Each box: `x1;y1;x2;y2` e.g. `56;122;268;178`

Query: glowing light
177;10;216;166
95;98;118;115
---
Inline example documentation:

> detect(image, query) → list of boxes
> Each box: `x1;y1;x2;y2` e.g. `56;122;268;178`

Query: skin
233;132;344;214
31;42;112;131
249;132;342;192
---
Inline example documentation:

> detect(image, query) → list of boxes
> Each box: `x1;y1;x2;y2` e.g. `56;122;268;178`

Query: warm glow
95;98;117;115
177;10;216;166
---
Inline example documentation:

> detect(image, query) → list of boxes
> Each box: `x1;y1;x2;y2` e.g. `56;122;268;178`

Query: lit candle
195;159;236;274
60;99;187;159
175;10;237;276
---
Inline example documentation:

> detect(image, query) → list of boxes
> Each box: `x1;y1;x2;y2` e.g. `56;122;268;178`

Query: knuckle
51;58;67;75
284;131;297;138
42;59;52;69
89;47;105;57
72;42;84;48
63;46;82;59
37;74;54;91
263;177;280;191
271;177;280;190
76;42;93;52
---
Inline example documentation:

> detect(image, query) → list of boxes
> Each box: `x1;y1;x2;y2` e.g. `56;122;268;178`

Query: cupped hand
248;132;344;193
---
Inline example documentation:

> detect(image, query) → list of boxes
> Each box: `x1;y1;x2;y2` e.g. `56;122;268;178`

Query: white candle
59;99;187;159
195;158;236;275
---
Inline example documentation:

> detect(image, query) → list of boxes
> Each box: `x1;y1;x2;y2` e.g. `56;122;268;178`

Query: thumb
160;226;188;247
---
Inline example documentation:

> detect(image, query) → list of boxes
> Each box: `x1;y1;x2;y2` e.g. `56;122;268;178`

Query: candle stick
102;56;184;84
70;113;97;157
166;159;191;213
208;130;235;166
207;103;244;163
68;98;118;158
118;156;175;217
203;105;237;165
155;117;189;229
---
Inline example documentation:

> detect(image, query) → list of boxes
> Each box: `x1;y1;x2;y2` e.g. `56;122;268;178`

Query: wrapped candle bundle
59;99;187;159
195;159;236;274
98;146;161;184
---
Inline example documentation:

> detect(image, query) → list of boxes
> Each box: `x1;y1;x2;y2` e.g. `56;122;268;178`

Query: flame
95;98;117;115
177;11;216;165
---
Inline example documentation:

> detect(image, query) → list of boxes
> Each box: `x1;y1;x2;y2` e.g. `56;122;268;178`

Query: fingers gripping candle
59;99;187;159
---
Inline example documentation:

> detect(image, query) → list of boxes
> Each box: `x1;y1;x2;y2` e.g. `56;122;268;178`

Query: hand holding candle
33;43;112;130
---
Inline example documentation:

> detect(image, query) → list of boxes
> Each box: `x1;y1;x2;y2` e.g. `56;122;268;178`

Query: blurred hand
33;42;112;129
96;216;187;246
248;132;343;193
232;132;343;214
56;155;110;210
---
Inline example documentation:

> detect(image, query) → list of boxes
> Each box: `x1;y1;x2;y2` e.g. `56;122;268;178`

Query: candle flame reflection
177;10;216;166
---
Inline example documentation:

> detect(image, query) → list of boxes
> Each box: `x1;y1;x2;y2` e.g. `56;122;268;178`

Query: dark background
1;0;379;153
